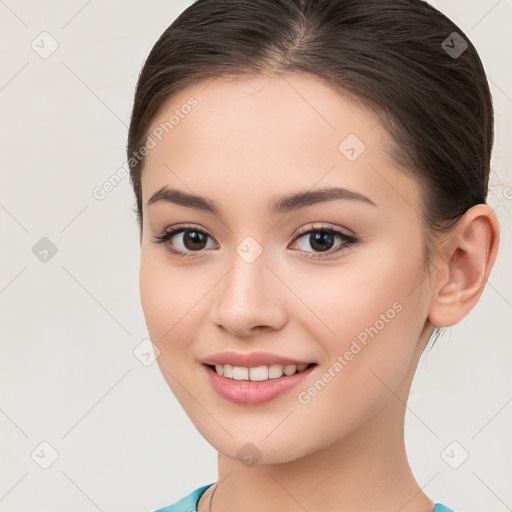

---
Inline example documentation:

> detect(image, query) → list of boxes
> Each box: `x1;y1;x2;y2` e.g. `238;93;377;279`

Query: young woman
126;1;500;511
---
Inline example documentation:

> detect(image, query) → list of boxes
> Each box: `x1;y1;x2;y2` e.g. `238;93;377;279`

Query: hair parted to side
127;0;494;349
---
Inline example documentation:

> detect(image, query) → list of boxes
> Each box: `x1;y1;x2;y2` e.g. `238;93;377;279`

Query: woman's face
139;72;434;464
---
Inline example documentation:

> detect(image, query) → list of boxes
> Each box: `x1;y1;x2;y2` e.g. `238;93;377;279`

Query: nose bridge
223;234;271;308
212;233;287;334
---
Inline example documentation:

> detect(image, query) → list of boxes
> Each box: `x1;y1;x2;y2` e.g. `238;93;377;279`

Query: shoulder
433;504;456;512
151;483;215;512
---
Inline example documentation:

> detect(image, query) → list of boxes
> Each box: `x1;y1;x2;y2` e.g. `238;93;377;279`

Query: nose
211;246;288;337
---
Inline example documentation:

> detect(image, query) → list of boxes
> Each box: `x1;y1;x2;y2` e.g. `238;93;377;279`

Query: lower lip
202;364;317;405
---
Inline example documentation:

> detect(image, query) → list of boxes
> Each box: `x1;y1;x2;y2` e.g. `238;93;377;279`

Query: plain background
0;1;510;511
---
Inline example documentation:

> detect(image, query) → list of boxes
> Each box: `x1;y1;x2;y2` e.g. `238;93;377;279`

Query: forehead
142;72;420;217
146;72;381;159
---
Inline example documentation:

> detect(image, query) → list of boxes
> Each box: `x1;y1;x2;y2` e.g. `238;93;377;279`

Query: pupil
184;231;206;250
310;231;334;252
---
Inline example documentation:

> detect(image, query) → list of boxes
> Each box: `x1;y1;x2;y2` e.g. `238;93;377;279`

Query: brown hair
127;0;494;347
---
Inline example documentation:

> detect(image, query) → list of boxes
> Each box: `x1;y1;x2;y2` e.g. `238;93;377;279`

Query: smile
202;362;318;405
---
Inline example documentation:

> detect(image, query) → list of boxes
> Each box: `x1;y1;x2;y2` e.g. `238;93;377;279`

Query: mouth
201;362;318;405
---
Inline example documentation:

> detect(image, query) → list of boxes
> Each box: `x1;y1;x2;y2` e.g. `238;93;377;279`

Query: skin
138;73;499;512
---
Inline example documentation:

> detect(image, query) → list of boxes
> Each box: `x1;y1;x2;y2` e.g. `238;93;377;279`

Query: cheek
139;250;168;338
139;247;215;370
289;233;426;344
269;251;427;459
291;238;427;404
139;250;203;409
139;249;193;355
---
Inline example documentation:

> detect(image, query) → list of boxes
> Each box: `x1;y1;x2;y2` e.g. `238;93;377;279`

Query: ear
428;204;500;328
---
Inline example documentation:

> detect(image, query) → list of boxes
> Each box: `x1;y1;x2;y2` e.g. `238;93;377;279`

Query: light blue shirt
152;483;456;512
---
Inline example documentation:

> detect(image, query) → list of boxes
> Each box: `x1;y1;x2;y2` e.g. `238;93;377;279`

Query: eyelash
152;223;358;260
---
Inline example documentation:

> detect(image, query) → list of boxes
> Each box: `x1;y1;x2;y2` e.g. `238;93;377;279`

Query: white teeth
249;365;268;381
283;364;297;376
211;363;311;380
269;364;285;379
232;366;249;380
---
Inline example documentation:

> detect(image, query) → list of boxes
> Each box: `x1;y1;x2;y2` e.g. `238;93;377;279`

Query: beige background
0;1;511;511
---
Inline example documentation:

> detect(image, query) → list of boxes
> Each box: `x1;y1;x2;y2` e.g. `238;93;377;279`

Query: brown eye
291;225;357;258
306;231;336;252
179;229;209;250
153;224;216;258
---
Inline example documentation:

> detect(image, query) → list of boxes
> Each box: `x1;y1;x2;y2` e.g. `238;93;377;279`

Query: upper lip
202;351;315;368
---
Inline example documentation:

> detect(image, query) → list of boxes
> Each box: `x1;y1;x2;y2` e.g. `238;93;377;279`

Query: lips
202;362;317;405
202;350;315;367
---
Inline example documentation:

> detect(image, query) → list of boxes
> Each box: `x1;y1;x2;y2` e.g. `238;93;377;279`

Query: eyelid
153;223;213;243
293;222;353;239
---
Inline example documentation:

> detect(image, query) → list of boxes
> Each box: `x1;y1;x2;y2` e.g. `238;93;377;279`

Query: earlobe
428;204;500;328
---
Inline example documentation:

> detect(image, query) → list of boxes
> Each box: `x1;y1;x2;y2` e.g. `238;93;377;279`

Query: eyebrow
146;185;376;216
